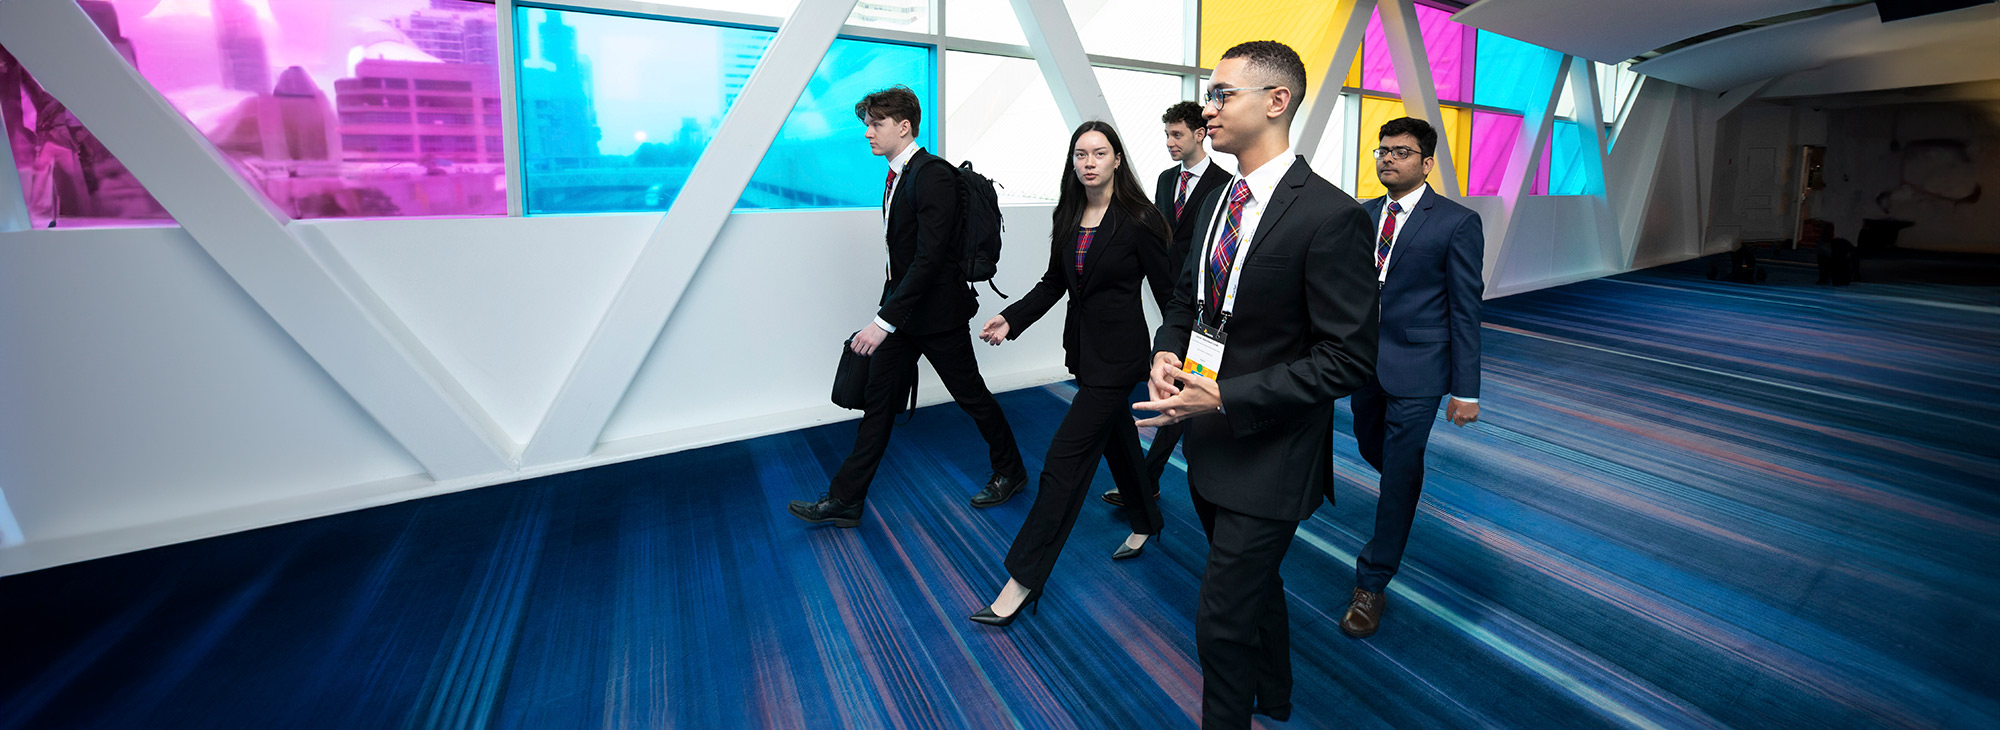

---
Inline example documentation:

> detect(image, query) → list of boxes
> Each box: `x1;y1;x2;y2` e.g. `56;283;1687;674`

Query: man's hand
1148;351;1183;402
979;315;1010;345
1134;368;1222;427
851;321;889;356
1447;398;1479;427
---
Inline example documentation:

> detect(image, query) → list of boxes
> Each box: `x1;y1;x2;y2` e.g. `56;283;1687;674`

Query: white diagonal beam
1378;0;1460;197
1566;57;1621;271
0;0;509;479
1010;0;1113;128
1295;0;1375;162
522;0;858;465
1490;54;1572;283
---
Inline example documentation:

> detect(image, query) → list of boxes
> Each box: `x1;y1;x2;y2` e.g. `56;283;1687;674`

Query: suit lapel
890;148;926;229
1078;210;1116;290
1384;190;1436;276
1245;156;1310;253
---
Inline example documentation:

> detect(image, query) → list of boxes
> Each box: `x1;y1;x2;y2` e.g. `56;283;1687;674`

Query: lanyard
1193;179;1254;328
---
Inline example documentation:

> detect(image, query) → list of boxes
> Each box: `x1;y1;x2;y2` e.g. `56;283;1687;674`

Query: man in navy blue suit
1340;117;1486;639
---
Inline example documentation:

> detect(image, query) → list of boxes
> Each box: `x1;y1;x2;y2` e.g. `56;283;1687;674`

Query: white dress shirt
875;142;920;333
1200;148;1297;281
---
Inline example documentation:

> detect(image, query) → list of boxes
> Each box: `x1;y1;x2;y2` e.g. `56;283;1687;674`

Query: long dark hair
1051;120;1172;249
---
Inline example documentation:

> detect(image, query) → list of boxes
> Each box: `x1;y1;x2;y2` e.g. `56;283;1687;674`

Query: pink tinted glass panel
1468;111;1519;196
3;42;172;227
79;0;506;218
1359;5;1469;102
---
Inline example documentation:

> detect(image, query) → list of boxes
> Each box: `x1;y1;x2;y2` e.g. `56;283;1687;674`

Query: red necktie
1376;201;1402;271
1174;170;1194;218
1207;180;1252;320
883;169;898;212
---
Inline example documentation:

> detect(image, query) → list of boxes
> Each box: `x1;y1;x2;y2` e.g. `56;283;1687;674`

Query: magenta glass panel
3;41;172;227
1358;5;1471;102
1468;111;1519;196
76;0;506;219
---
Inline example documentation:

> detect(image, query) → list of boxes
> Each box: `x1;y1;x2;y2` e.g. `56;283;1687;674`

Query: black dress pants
1349;381;1442;592
1193;487;1299;729
828;324;1024;503
1142;422;1183;483
1003;382;1163;590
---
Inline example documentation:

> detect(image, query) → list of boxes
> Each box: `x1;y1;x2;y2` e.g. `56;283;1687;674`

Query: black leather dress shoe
1252;703;1292;721
970;471;1029;508
1099;487;1162;507
787;493;863;528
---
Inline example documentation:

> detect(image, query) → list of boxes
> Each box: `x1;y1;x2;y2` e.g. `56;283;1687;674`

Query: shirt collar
1181;155;1211;178
1387;183;1427;212
886;142;919;175
1236;148;1296;205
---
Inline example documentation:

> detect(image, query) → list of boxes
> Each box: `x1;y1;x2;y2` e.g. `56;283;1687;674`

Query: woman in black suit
969;120;1176;625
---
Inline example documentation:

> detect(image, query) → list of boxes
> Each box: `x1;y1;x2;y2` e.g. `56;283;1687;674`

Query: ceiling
1450;0;2000;97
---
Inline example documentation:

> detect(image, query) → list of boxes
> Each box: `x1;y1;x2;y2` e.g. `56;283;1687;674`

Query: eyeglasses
1203;85;1279;108
1372;146;1422;161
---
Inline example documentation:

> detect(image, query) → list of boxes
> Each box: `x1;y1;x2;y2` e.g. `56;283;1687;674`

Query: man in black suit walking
1340;117;1485;639
1104;101;1232;507
789;86;1028;528
1135;43;1378;728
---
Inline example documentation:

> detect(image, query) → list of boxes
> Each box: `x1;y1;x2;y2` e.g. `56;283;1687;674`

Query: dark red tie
883;169;898;211
1174;170;1194;218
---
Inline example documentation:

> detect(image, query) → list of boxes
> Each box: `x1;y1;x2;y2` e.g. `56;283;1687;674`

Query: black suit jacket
1363;189;1484;399
1155;162;1231;273
877;148;975;335
1152;156;1379;521
1000;207;1175;387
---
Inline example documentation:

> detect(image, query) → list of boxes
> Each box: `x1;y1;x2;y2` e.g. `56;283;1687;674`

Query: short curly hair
1161;101;1206;133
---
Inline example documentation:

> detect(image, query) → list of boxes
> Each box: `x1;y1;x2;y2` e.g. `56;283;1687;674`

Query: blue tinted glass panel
1473;30;1561;114
739;38;934;210
515;8;773;215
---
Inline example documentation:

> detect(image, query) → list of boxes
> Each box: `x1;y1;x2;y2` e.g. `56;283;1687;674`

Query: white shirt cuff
1450;395;1477;403
873;316;897;334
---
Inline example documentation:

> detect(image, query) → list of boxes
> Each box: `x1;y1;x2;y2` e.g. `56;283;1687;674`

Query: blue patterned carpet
3;264;1996;729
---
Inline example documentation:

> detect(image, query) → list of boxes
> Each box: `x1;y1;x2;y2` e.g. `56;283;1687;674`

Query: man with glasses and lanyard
1134;41;1377;728
1338;116;1485;640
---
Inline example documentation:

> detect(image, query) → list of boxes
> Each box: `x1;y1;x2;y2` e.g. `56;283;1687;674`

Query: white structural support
1566;58;1622;271
496;0;527;217
1009;0;1115;129
0;0;511;480
521;0;859;465
1491;54;1573;278
1295;0;1376;163
1378;0;1461;197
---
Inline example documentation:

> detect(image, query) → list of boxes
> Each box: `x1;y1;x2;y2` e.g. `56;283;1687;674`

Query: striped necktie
1207;180;1252;320
1376;200;1403;272
1174;170;1194;218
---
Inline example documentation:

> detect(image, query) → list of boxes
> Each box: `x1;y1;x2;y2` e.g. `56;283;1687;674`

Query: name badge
1183;321;1227;380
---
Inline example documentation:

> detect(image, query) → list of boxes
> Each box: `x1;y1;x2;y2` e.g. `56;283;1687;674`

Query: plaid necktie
1376;200;1403;272
1207;180;1252;320
1174;170;1194;219
883;169;897;212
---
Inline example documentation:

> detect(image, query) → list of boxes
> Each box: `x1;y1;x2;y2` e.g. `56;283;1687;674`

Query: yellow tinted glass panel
1201;0;1357;94
1356;97;1468;199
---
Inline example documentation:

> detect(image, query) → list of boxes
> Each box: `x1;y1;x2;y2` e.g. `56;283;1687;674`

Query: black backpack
920;157;1009;298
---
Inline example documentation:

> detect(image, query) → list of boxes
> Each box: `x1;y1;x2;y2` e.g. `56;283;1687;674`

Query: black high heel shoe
968;586;1043;626
1111;534;1156;561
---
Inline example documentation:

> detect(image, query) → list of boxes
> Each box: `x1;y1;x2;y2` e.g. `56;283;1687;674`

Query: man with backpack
788;85;1029;528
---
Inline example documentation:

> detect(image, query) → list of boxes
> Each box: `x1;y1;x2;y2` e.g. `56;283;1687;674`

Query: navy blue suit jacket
1363;188;1484;399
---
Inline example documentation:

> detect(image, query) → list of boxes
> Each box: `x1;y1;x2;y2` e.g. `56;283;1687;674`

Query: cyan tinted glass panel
1473;30;1561;114
738;38;933;210
1548;119;1601;195
516;8;773;215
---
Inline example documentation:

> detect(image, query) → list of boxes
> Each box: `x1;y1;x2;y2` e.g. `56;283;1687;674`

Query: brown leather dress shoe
1339;587;1386;638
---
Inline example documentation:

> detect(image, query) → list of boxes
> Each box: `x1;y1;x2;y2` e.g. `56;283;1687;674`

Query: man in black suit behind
789;86;1028;528
1105;101;1232;507
1135;43;1378;728
1339;117;1486;639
